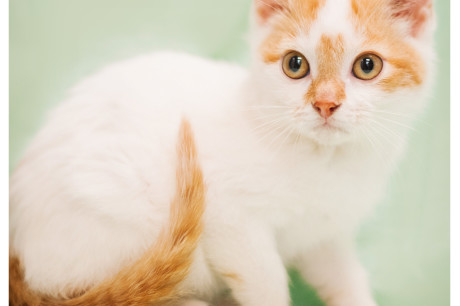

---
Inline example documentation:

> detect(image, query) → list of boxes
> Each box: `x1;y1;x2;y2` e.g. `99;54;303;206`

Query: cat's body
10;0;435;305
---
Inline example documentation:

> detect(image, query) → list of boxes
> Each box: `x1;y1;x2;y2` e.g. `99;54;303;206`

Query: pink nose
312;101;341;119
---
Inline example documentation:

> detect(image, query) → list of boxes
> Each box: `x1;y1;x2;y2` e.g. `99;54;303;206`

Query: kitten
9;0;435;305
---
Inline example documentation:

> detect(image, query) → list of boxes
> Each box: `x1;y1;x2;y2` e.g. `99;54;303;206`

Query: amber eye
352;53;383;80
282;51;310;79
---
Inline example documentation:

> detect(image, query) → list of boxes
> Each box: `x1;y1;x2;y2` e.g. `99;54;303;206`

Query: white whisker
250;118;287;137
265;123;294;153
372;115;417;132
366;118;406;143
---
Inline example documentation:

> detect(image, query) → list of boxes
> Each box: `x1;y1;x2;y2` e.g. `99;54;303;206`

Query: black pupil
360;57;374;74
289;56;302;72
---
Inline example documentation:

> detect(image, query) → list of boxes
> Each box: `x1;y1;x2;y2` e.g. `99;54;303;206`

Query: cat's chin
305;124;353;146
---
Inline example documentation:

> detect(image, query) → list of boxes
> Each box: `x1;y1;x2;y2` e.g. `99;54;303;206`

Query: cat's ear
390;0;434;37
254;0;289;24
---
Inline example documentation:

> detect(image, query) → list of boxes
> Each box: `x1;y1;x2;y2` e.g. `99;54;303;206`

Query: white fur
10;0;435;305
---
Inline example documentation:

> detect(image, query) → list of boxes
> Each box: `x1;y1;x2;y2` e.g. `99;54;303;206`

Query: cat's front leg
204;217;290;306
295;238;377;306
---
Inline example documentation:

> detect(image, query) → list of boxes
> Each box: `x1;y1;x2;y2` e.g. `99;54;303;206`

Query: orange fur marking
260;0;326;63
316;35;345;78
261;0;427;92
350;0;426;92
391;0;433;36
9;255;41;306
9;118;206;306
378;56;424;91
305;35;346;105
256;0;286;24
221;272;242;283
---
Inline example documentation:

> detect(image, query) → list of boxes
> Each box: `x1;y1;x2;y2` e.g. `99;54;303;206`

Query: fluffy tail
9;118;206;306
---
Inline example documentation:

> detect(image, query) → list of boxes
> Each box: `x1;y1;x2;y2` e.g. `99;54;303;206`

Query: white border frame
2;0;10;302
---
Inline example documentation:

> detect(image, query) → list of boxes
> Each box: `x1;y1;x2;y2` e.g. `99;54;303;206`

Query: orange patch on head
378;56;423;91
305;35;346;105
316;34;345;78
260;0;326;63
350;0;425;92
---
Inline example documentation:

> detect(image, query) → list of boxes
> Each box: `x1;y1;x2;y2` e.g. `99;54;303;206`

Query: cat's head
248;0;435;147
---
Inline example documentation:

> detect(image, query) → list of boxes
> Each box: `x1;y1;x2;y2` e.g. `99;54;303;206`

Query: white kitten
10;0;435;305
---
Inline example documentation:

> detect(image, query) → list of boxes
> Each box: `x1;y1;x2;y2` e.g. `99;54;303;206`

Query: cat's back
9;51;247;295
72;51;247;111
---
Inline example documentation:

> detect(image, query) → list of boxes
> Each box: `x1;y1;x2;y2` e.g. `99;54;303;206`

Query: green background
10;1;450;305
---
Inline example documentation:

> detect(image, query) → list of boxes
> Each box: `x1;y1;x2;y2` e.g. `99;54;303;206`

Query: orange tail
10;118;206;306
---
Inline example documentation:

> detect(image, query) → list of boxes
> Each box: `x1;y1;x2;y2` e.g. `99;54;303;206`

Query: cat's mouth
314;121;347;133
307;121;352;146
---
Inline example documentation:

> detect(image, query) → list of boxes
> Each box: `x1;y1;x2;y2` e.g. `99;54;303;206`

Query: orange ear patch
255;0;287;24
350;0;426;92
390;0;434;37
259;0;326;63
